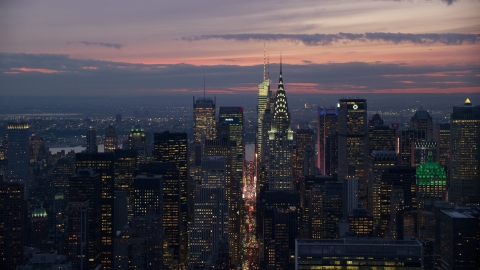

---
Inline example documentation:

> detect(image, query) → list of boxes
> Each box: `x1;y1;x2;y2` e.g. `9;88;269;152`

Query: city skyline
1;0;479;96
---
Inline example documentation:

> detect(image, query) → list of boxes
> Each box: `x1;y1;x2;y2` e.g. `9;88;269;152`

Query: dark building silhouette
135;162;182;269
69;170;102;270
75;152;115;269
317;106;338;175
6;122;30;198
0;182;25;270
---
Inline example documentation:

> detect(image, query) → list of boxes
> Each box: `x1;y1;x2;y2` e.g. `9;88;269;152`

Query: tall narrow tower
449;98;480;205
257;48;271;181
267;60;294;190
338;98;368;206
86;126;97;154
193;97;216;143
6;122;30;199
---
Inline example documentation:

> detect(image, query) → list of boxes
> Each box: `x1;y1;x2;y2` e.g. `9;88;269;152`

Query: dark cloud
441;0;457;5
183;32;479;46
75;41;123;49
0;53;479;96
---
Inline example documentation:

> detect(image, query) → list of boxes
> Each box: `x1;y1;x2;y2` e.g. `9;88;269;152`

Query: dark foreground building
295;238;422;269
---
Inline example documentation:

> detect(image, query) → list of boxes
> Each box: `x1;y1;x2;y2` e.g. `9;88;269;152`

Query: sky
0;0;479;96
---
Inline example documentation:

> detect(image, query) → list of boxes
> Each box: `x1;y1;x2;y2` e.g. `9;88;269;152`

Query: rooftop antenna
267;53;270;80
203;72;206;99
263;43;267;81
280;51;283;76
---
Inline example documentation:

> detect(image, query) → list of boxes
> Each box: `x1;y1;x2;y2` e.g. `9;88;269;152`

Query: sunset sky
1;0;479;96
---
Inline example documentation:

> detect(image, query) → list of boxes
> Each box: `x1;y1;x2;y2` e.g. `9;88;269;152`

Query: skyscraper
294;129;314;184
104;125;117;153
267;62;294;191
133;174;163;216
449;98;480;205
69;169;102;270
317;106;338;175
134;163;181;269
189;156;229;268
75;153;115;269
410;106;433;141
416;156;446;209
337;99;368;206
218;106;244;184
0;182;25;270
86;126;97;154
6;122;29;197
257;49;271;178
127;125;147;165
193;96;216;142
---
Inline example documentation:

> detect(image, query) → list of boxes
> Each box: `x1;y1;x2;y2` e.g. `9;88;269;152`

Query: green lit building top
416;156;446;208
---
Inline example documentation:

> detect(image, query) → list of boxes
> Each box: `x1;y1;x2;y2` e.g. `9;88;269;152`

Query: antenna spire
203;72;206;99
263;43;267;81
280;51;283;76
267;53;270;80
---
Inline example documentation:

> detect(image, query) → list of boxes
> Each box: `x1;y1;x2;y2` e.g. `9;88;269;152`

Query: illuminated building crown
273;59;290;121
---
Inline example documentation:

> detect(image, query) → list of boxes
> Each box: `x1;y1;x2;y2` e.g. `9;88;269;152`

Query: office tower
378;166;416;238
349;205;374;237
115;114;122;123
0;182;25;270
449;98;480;205
52;157;74;194
369;123;396;154
86;126;97;153
310;182;343;239
29;135;48;165
193;96;216;142
113;149;137;223
368;113;384;129
104;125;117;153
368;150;397;230
343;176;359;219
190;156;229;268
267;63;294;191
128;216;163;269
153;131;189;264
69;170;102;270
338;98;368;208
257;50;271;179
261;190;300;269
30;207;48;249
65;197;89;270
294;129;314;185
113;226;148;270
49;193;67;253
413;140;437;167
127;125;147;165
302;175;331;238
410;105;433;141
295;239;422;269
203;136;240;265
153;132;188;212
416;157;446;209
433;123;450;168
133;174;162;216
258;107;273;196
218;106;244;185
398;129;426;167
438;208;480;270
75;153;115;269
317;106;338;175
6;122;29;197
135;162;181;269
